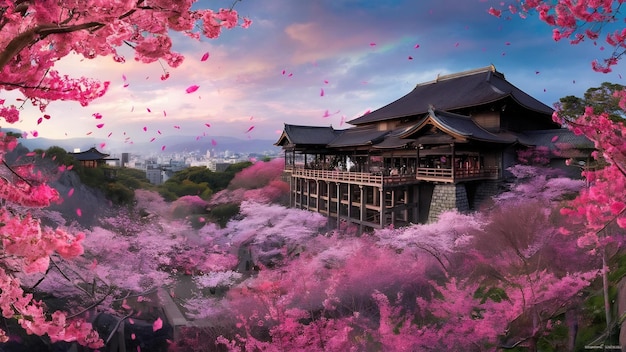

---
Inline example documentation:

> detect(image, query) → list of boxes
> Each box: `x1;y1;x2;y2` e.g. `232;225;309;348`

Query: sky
7;0;626;153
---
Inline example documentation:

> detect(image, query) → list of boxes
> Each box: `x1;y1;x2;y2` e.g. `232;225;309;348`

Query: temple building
275;65;591;231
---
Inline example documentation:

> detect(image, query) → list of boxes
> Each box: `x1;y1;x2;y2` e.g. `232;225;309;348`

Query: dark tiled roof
401;109;516;143
327;125;389;148
69;147;109;161
274;124;341;146
348;66;553;125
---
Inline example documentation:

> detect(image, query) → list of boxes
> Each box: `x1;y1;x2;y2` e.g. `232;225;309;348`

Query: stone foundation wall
427;184;469;223
473;181;502;210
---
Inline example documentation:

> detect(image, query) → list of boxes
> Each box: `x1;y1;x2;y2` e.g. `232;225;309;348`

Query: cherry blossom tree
489;0;625;72
0;0;250;348
0;0;251;124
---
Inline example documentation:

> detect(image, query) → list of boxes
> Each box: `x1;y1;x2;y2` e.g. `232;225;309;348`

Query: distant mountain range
3;128;281;155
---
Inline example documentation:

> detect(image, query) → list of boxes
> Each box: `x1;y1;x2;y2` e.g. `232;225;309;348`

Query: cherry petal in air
96;123;104;128
100;143;106;149
37;117;43;125
246;126;255;133
205;123;211;128
320;88;325;96
186;85;200;94
68;188;75;197
211;139;217;146
143;127;147;132
93;113;103;119
147;108;151;113
161;145;166;151
174;125;180;129
76;208;82;217
153;318;163;332
44;114;50;119
201;52;210;61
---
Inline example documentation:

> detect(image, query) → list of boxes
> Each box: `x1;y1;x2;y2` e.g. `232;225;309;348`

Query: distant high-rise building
121;153;129;167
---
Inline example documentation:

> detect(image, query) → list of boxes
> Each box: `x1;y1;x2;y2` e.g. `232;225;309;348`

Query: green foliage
224;161;253;174
115;168;154;190
103;182;134;205
157;162;252;201
473;286;509;304
209;203;240;228
557;82;626;122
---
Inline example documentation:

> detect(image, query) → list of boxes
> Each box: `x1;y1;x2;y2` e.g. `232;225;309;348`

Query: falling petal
370;42;376;46
76;208;82;217
100;143;106;149
414;44;420;48
150;138;156;142
122;74;127;81
288;73;293;77
282;69;286;75
505;41;511;45
324;80;329;84
186;85;200;94
205;123;211;128
320;88;325;97
163;110;167;117
108;132;113;138
89;259;97;270
32;131;38;137
161;145;166;151
123;83;129;88
174;125;180;129
408;56;413;60
153;318;163;332
201;52;210;61
37;117;43;125
96;123;104;128
143;127;147;132
250;116;254;120
131;333;136;340
323;110;330;118
245;125;255;133
131;106;135;112
211;139;217;146
535;71;540;74
455;42;460;47
551;135;559;143
43;114;51;119
68;188;75;197
147;108;151;113
93;113;103;119
158;130;162;134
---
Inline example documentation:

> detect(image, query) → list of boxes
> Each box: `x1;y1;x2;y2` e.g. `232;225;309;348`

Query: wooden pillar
390;189;396;228
359;185;365;234
336;183;341;228
305;179;310;210
316;180;320;213
347;184;352;222
327;182;332;222
379;187;386;228
451;143;456;183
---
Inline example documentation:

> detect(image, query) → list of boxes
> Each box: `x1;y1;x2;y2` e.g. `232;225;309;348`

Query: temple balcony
286;165;500;186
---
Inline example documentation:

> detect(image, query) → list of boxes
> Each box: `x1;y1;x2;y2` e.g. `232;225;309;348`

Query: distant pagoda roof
69;147;110;161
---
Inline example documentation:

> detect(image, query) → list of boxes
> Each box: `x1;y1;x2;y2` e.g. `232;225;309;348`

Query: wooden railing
287;166;499;185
